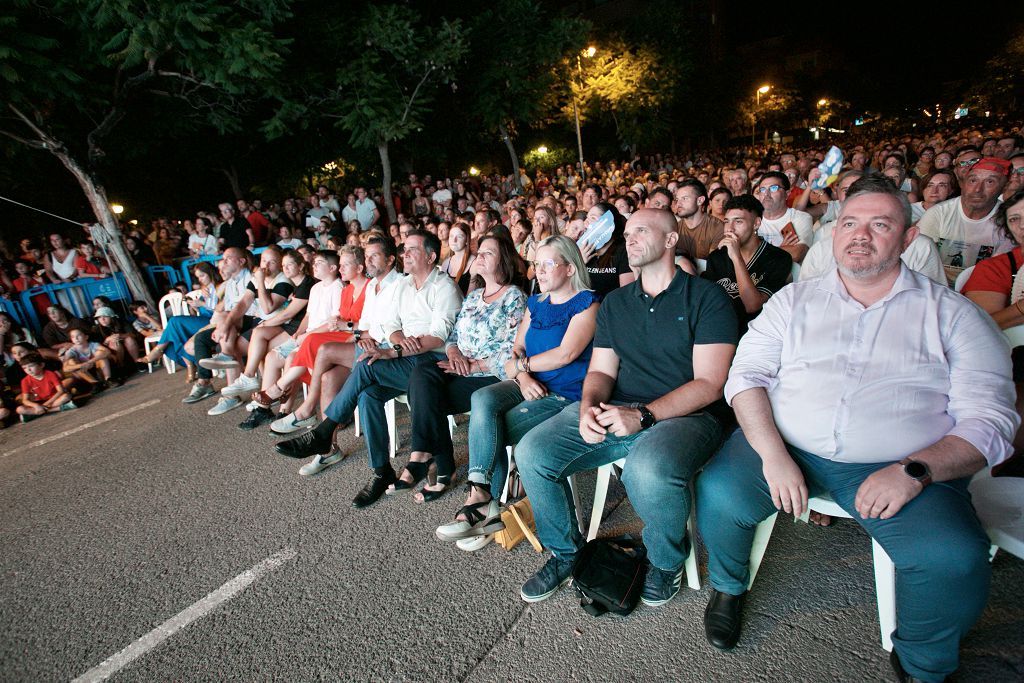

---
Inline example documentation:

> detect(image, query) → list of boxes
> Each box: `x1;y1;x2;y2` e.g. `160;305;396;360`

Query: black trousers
407;352;499;477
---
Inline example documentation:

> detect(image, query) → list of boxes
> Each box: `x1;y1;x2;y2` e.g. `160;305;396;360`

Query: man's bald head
629;207;678;235
624;208;679;270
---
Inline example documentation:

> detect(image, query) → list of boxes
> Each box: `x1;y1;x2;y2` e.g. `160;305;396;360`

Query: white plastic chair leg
587;462;615;541
499;446;514;504
447;414;456;437
684;498;701;590
385;399;397;458
747;512;779;590
353;406;361;438
871;539;896;652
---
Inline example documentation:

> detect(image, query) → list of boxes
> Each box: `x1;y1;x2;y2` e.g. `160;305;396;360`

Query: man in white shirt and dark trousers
697;175;1019;682
275;231;462;508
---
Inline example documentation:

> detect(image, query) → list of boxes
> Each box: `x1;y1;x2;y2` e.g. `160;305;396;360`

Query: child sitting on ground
62;327;113;389
17;352;76;421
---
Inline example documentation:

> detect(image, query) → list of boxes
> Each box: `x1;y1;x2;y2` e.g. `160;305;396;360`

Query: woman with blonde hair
435;234;599;542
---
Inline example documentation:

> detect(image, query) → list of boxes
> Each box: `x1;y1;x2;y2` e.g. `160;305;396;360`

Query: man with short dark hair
995;134;1022;160
237;199;270;246
515;208;737;607
645;187;674;211
697;175;1018;683
673;179;725;260
217;203;254;250
275;230;462;508
702;195;791;335
752;172;813;263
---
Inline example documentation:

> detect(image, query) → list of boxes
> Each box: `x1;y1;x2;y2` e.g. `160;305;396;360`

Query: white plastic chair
695;258;707;274
969;467;1024;562
385;394;457;459
789;261;801;283
145;292;186;374
587;458;701;591
1004;324;1024;349
746;494;897;651
953;264;975;293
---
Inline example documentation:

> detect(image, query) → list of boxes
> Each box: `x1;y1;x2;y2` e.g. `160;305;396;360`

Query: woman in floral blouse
390;234;527;502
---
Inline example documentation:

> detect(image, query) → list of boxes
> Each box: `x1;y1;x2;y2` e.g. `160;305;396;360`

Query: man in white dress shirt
275;231;462;508
697;174;1019;683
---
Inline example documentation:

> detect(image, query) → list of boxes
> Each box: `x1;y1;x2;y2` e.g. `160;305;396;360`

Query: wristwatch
899;457;932;487
637;405;657;430
394;345;403;359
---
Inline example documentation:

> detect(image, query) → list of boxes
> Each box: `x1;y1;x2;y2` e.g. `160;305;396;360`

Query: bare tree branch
0;129;48;149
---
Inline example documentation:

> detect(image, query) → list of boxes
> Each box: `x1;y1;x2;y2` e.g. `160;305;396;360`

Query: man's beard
836;247;902;280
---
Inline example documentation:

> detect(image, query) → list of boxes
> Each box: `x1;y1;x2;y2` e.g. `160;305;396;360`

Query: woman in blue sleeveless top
436;235;600;542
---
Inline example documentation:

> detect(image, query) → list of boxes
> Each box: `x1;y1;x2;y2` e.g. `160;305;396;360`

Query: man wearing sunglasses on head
752;172;814;264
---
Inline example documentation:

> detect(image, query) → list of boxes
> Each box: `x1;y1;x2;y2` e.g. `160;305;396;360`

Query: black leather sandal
387;458;433;495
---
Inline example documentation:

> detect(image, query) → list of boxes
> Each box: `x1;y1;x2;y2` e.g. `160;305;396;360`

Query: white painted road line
0;399;162;459
72;548;298;683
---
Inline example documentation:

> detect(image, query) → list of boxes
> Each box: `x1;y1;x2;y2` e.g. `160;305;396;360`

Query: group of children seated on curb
0;298;162;427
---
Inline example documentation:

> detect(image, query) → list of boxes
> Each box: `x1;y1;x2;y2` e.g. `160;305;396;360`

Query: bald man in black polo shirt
516;208;738;606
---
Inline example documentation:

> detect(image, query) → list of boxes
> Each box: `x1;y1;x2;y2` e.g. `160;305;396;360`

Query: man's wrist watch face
901;459;932;485
638;406;656;430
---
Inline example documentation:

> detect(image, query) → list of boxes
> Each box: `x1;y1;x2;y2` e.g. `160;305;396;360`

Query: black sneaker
520;555;574;603
641;563;683;607
239;407;275;431
275;428;333;459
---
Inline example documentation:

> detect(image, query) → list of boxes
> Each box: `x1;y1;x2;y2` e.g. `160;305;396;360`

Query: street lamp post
572;46;596;183
752;84;770;147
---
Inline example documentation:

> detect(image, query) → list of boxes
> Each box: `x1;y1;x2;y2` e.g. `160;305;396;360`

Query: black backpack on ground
570;535;647;617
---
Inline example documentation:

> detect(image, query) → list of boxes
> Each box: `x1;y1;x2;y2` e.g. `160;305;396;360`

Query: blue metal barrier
180;255;222;290
18;274;131;333
0;297;31;330
144;265;183;292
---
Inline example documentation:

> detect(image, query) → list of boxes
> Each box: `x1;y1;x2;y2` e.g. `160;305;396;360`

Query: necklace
482;284;507;301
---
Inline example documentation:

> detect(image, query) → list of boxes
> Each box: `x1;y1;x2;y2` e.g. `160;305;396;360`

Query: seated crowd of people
3;123;1023;682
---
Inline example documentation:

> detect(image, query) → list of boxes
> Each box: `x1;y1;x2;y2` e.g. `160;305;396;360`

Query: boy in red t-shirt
17;353;76;421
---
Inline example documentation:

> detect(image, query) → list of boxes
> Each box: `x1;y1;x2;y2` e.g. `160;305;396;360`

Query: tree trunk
221;165;243;200
498;121;523;195
52;150;155;309
378;140;397;223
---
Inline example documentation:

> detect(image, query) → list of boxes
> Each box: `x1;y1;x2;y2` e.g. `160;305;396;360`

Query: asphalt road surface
1;370;1022;682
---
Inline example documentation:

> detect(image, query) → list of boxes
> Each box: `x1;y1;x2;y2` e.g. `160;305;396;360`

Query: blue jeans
467;380;573;499
697;428;991;682
324;355;419;469
516;401;722;571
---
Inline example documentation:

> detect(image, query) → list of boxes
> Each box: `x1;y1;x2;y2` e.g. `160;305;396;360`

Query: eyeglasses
532;259;565;272
956;158;980;169
755;184;782;196
1012;167;1024;176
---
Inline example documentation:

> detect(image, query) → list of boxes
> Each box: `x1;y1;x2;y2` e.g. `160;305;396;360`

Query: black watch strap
638;405;656;430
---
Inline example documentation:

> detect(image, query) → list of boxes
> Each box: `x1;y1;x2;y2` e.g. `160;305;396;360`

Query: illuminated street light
537;146;548;155
752;85;771;146
469;166;480;176
572;46;598;181
111;204;124;215
817;98;828;107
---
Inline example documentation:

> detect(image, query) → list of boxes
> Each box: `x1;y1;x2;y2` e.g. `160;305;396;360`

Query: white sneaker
199;353;239;371
456;534;495;552
221;374;261;397
207;396;242;416
270;411;317;435
298;450;345;476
